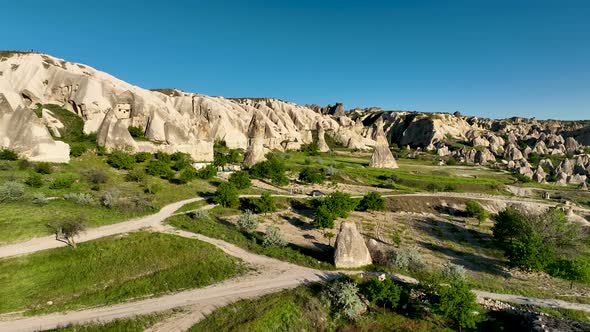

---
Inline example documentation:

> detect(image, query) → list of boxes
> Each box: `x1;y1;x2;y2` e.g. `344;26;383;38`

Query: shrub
25;173;44;188
237;209;258;233
172;158;191;171
322;280;364;320
32;193;49;206
0;181;25;202
298;167;325;184
546;257;590;288
300;143;320;156
144;182;162;195
228;171;251;190
177;168;197;184
33;162;53;174
17;159;31;170
134;152;152;163
441;262;467;281
213;182;239;208
82;169;108;184
249;153;288;185
465;200;488;222
435;280;482;330
63;192;94;205
171;152;190;161
189;209;209;220
107;151;136;170
196;164;217;180
0;148;18;160
254;192;276;214
145;159;174;178
262;225;287;247
389;247;424;272
154;151;172;163
324;191;358;218
359;277;402;309
125;168;146;182
357;191;385;211
49;176;75;189
313;204;335;230
128;126;144;138
69;144;87;157
0;161;12;171
46;216;86;248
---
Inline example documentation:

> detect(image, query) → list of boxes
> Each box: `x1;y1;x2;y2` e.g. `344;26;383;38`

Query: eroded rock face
243;111;267;166
316;121;330;153
334;222;372;268
369;119;398;169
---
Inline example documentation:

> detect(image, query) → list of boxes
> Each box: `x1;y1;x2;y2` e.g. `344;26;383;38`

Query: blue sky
1;0;589;119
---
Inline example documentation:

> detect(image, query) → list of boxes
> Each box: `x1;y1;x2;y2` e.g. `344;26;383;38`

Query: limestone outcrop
369;119;398;168
243;111;267;166
334;222;372;268
316;121;330;152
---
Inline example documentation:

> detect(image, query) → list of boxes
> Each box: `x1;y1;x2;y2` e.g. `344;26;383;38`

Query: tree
0;181;25;203
298;167;325;184
177;168;197;184
465;200;488;223
324;191;358;218
324;231;335;246
47;217;86;248
313;204;335;230
229;171;251;190
357;191;385;211
254;192;276;214
127;126;144;138
214;182;239;208
435;280;482;331
248;153;289;186
237;209;258;233
546;257;590;288
196;164;217;180
145;159;174;178
300;143;320;156
262;225;287;247
25;173;44;188
359;277;402;309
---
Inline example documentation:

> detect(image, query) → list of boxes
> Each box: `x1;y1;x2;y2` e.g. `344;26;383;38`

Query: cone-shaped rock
316;121;330;152
369;118;398;168
334;222;372;268
243;111;266;166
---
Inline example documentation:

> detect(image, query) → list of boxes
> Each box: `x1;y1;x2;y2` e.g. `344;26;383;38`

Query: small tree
25;173;44;188
237;209;258;233
47;217;86;248
298;167;326;184
254;192;276;214
359;277;402;309
214;182;239;208
196;164;217;180
262;225;287;247
107;150;136;170
82;169;108;185
324;231;335;246
436;280;482;331
145;159;173;178
300;143;320;156
313;204;335;230
324;191;358;218
128;126;144;138
547;257;590;289
229;171;251;190
0;181;25;203
465;200;488;223
357;191;385;211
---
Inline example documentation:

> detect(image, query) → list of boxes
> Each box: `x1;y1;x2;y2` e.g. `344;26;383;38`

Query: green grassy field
0;154;215;243
190;285;452;332
167;214;334;270
0;232;245;314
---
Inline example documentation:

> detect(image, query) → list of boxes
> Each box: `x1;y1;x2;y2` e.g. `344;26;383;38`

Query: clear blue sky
1;0;589;119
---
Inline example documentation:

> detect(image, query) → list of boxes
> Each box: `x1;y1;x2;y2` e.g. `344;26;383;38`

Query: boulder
532;166;546;183
334;222;372;268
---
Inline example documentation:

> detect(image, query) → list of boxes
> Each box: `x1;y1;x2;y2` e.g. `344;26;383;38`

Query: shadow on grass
414;217;493;251
417;241;509;277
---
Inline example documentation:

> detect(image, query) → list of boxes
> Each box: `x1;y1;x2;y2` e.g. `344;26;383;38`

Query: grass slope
0;232;245;314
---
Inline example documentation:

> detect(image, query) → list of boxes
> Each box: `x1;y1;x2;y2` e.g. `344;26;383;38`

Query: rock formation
369;119;398;168
316;121;330;152
242;111;267;166
334;222;372;268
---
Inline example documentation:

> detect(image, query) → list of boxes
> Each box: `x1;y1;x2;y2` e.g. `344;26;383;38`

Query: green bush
82;169;108;185
298;167;325;184
196;164;217;180
128;126;144;138
25;173;44;188
172;158;191;171
262;225;287;247
546;257;590;287
125;168;146;182
300;143;320;156
17;159;31;170
249;153;288;186
63;192;95;206
171;152;190;161
69;144;87;157
312;192;358;230
237;210;258;234
0;181;25;202
389;247;424;272
32;193;49;206
145;160;174;178
134;152;152;163
322;280;364;320
33;162;53;174
435;280;482;330
107;151;136;170
465;200;488;222
214;182;239;208
177;168;197;184
313;205;335;230
0;148;18;160
359;277;402;309
254;192;276;214
49;176;75;189
357;191;385;211
228;171;251;190
154;151;172;163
